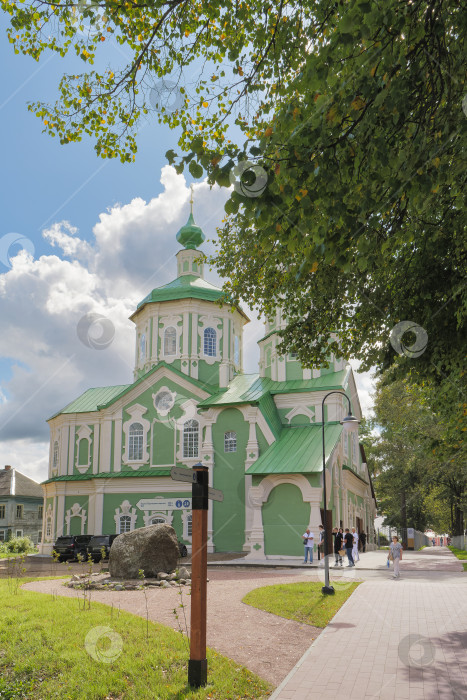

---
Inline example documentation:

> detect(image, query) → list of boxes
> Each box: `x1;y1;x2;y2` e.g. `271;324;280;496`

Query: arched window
234;336;240;365
128;422;144;461
187;514;192;537
203;327;216;357
53;441;59;469
119;515;132;533
150;516;166;525
164;327;177;356
224;431;237;453
140;333;146;360
183;419;199;458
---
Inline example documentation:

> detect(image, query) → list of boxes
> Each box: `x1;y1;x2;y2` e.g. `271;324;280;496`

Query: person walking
333;527;343;566
344;528;354;566
388;535;403;578
318;524;324;563
302;528;314;563
360;531;367;553
352;527;360;562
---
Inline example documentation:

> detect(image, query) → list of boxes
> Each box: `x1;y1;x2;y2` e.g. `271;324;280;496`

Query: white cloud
0;165;374;485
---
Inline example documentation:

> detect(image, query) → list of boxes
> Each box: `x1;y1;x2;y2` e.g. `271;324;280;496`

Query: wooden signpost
170;463;223;688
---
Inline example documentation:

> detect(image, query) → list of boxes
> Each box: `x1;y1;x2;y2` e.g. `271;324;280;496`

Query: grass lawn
0;577;272;699
243;581;360;628
448;546;467;571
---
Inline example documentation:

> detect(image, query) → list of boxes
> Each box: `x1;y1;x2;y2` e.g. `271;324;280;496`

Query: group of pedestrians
333;527;364;567
302;525;367;566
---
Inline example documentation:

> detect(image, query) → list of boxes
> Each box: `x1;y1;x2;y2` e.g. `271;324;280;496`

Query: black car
53;535;92;562
87;534;120;562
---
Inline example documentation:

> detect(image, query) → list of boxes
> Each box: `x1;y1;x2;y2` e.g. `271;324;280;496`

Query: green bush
1;536;36;554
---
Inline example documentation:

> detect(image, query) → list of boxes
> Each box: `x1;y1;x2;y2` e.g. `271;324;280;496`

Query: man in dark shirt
333;527;343;566
344;528;355;566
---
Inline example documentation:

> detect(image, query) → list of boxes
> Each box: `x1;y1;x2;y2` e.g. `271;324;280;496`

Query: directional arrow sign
171;466;198;483
208;487;224;502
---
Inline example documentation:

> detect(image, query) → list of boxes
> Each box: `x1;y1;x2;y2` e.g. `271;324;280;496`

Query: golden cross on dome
190;184;194;214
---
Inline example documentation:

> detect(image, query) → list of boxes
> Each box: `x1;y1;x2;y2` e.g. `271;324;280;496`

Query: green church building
39;207;376;558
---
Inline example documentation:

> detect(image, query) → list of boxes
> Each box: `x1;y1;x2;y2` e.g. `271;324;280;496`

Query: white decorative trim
160;315;183;363
65;502;87;535
45;503;54;542
143;510;174;527
75;424;92;473
122;403;150;469
114;499;138;533
198;314;222;365
284;405;315;424
181;509;192;543
152;386;177;416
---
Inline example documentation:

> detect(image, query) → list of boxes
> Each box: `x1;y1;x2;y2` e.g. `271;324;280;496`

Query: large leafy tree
2;0;466;375
367;372;466;535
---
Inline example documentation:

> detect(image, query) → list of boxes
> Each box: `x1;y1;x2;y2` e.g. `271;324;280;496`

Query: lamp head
341;413;359;433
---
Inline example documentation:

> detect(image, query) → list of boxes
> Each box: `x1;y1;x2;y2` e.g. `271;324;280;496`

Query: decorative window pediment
152;386;176;417
114;500;137;533
75;425;92;473
122;404;150;468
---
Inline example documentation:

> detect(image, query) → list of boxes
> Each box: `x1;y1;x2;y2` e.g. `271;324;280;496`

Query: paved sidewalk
270;549;467;699
209;546;463;572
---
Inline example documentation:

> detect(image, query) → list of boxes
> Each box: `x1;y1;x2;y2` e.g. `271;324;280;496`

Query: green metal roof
257;392;282;439
49;385;130;419
245;423;343;475
42;469;172;485
198;369;350;407
135;275;226;309
49;361;215;420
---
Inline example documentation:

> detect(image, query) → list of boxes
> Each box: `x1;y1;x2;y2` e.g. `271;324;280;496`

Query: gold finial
190;184;194;214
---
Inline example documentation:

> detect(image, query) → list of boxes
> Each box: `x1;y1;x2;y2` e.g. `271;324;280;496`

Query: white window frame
128;422;144;461
183;419;199;459
122;404;150;467
203;327;217;357
119;515;132;534
224;431;237;453
114;500;138;533
16;529;23;538
164;326;177;356
52;440;59;470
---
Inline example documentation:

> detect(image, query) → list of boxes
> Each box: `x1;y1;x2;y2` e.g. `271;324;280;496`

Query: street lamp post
321;390;359;595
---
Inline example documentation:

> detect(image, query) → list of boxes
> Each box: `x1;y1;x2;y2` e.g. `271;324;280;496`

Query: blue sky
0;14;374;482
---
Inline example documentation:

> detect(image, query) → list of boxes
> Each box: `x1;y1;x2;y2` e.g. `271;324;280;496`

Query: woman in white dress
352;527;360;562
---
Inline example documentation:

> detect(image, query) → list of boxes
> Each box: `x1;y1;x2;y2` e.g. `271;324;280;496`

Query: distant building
40;206;377;557
0;465;44;544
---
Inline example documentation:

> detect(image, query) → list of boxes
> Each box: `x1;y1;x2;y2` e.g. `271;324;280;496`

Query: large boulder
109;523;179;579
